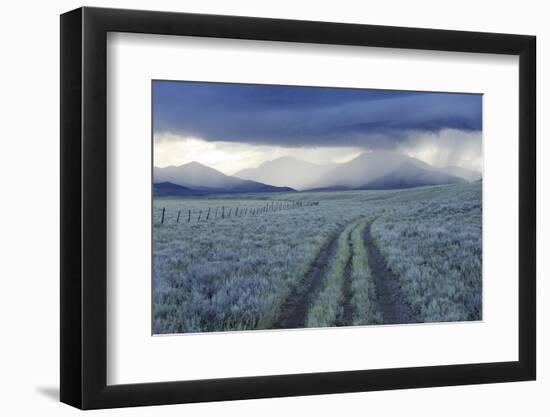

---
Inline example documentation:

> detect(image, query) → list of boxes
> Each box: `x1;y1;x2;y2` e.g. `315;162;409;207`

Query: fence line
155;200;317;225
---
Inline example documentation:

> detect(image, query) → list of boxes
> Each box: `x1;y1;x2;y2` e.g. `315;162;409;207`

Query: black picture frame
60;6;536;410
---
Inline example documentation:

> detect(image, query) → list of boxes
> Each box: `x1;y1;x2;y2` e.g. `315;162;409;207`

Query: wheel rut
336;231;354;326
363;223;415;324
273;225;343;329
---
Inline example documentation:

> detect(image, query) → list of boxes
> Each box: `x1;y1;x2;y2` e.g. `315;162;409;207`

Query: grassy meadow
152;182;482;334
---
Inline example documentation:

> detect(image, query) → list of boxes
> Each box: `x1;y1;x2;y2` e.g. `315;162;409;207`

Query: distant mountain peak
182;160;207;167
154;161;295;195
181;161;200;167
234;157;335;190
179;160;222;172
309;151;467;190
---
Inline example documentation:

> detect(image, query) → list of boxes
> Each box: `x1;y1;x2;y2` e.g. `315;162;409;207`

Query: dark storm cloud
153;81;482;148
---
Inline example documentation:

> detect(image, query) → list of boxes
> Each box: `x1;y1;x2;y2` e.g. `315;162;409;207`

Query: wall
0;0;545;415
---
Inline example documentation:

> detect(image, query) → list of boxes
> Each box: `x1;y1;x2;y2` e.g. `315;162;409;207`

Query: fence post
198;210;202;222
206;207;211;220
228;207;232;217
215;207;218;218
161;208;165;224
222;206;225;219
176;210;181;223
188;209;191;223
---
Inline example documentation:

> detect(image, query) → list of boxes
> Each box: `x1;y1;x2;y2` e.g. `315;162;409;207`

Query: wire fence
155;200;320;225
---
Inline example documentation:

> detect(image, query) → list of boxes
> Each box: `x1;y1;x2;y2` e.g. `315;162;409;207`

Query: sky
153;81;482;175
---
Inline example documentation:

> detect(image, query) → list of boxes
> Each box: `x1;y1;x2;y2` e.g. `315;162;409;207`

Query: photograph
151;81;483;334
54;4;539;410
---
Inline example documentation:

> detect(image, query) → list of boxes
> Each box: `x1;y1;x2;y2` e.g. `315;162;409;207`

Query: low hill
153;181;210;196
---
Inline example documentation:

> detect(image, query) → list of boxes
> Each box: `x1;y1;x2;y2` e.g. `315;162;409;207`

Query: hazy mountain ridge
437;165;481;182
234;156;336;190
309;151;470;190
154;152;481;195
154;161;243;190
360;161;465;189
154;162;295;195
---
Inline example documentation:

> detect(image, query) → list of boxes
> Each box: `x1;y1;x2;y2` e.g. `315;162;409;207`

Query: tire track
363;223;415;324
273;225;344;329
336;230;354;326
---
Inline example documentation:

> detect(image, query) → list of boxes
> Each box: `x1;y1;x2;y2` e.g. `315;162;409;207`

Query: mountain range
153;161;294;196
154;151;481;196
307;151;479;190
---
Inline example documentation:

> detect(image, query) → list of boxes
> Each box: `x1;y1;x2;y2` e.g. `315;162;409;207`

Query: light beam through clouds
153;81;482;174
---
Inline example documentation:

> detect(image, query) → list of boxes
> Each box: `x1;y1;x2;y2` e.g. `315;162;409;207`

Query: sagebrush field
152;182;482;334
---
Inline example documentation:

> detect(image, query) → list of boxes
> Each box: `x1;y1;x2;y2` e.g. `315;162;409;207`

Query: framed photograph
60;7;536;409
